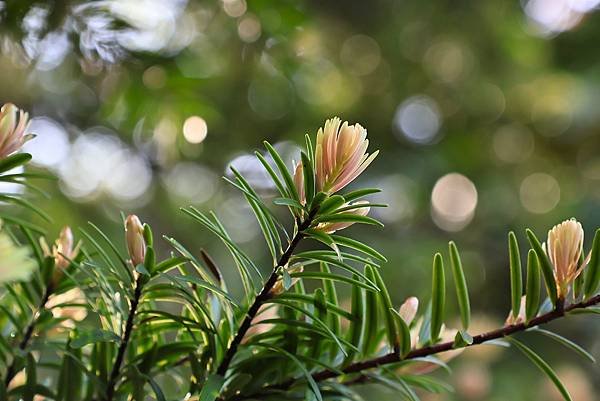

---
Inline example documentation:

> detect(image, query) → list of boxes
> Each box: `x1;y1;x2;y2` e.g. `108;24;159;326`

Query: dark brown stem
4;283;53;387
237;293;600;398
215;214;314;377
105;275;144;401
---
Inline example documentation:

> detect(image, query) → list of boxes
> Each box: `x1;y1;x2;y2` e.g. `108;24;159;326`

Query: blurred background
1;0;600;399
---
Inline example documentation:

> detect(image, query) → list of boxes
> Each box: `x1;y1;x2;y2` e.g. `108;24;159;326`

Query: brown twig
215;214;315;377
235;294;600;399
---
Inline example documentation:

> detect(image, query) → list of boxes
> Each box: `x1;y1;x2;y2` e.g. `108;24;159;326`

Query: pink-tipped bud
0;103;32;159
399;296;419;325
125;215;146;267
546;218;587;299
315;117;378;194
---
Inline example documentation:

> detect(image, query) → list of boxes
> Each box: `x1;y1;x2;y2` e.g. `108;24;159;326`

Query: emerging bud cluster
315;117;378;194
294;118;378;233
41;226;80;285
546;218;587;300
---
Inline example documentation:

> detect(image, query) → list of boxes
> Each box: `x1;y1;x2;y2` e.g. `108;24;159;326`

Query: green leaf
24;353;36;401
0;153;31;173
303;228;341;260
342;188;381;203
267;297;349;354
228;168;283;259
56;343;82;401
154;256;188;273
136;263;150;276
344;274;364;364
252;343;323;401
291;252;379;290
568;307;600;315
0;195;52;222
508;232;523;320
320;262;341;358
146;376;166;401
291;271;377;291
430;253;446;342
282;268;292;290
362;266;380;355
314;213;384;228
448;241;470;330
584;228;600;299
199;374;225;401
71;329;121;348
526;229;558;307
255;151;289;199
509;338;572;401
311;288;328;358
531;328;596;363
273;197;304;210
301;151;315;205
402;374;454;394
453;330;473;348
318;195;346;215
263;141;300;202
526;249;541;322
330;234;387;262
573;253;585;300
371;266;398;352
305;133;315;166
390;309;412;357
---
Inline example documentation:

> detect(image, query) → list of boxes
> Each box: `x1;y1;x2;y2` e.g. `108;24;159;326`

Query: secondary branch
3;282;53;387
242;293;600;398
216;214;314;377
105;275;145;401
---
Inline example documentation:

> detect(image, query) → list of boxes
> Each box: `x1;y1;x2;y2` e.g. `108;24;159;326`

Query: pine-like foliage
0;114;599;401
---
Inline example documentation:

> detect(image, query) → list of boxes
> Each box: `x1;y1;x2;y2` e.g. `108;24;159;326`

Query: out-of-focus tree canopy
1;0;600;399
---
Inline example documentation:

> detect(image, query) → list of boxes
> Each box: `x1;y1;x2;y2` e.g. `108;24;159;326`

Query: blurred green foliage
1;0;600;399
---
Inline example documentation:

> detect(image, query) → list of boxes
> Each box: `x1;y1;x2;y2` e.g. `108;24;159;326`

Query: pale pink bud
125;215;146;266
315;117;378;194
0;103;32;159
316;201;370;234
546;218;587;299
40;226;80;284
399;296;419;325
55;226;76;270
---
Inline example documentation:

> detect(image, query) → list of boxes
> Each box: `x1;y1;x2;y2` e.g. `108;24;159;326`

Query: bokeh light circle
519;173;560;214
393;95;442;145
431;173;478;231
183;116;208;144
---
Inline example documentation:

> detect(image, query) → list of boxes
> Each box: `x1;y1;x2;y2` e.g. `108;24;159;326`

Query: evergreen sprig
0;111;599;401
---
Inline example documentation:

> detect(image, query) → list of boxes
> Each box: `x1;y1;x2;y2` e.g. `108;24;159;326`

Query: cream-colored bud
55;226;74;270
546;218;587;299
125;215;146;266
399;296;419;325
